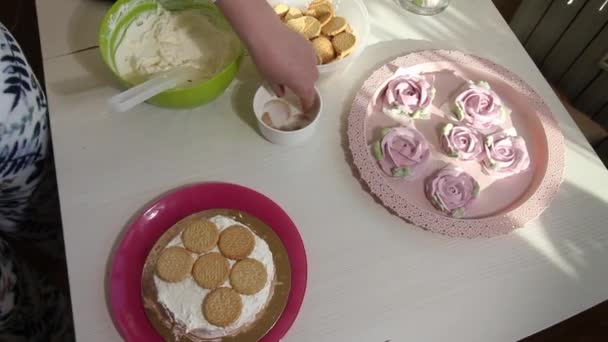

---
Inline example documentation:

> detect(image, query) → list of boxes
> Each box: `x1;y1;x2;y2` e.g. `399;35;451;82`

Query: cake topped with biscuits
142;211;288;341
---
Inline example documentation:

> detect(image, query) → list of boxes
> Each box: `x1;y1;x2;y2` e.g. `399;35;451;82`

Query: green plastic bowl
98;0;244;109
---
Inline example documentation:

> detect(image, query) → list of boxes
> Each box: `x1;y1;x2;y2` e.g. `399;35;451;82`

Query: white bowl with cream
253;86;322;145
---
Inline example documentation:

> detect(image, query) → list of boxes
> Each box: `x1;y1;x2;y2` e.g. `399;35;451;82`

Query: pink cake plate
109;182;307;341
347;49;565;238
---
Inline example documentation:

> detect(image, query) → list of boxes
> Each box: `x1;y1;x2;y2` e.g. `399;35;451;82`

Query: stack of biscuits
155;219;268;327
273;0;358;65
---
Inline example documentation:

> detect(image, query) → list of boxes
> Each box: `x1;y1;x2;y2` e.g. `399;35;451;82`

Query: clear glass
399;0;451;16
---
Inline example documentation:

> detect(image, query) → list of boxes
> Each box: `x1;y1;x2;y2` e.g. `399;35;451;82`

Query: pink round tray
109;182;307;341
347;50;565;238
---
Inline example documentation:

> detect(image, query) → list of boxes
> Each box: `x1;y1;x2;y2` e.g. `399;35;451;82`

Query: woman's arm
216;0;319;110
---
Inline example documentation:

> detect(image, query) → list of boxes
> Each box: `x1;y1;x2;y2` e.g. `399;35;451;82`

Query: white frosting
154;215;275;338
114;7;240;83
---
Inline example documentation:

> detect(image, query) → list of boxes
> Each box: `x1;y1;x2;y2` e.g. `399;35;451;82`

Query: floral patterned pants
0;22;73;341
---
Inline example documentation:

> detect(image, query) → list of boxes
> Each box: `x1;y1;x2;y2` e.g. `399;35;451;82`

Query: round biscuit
321;16;347;36
192;252;230;289
312;36;335;64
202;288;242;327
284;7;303;21
315;53;323;65
332;31;357;57
218;225;255;260
302;16;321;39
317;11;333;26
230;258;268;295
156;247;194;283
306;3;334;19
308;1;333;11
181;219;219;253
273;4;289;16
286;16;307;34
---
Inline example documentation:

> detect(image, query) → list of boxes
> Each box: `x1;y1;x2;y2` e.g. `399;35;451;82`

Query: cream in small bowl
253;86;322;145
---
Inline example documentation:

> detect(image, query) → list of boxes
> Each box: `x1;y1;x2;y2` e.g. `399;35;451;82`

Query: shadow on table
47;0;122;96
68;0;113;52
518;180;608;341
47;1;120;97
49;48;123;96
230;56;265;137
521;180;608;280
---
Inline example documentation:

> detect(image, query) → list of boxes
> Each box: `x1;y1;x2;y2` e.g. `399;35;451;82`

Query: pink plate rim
108;182;307;341
346;49;565;238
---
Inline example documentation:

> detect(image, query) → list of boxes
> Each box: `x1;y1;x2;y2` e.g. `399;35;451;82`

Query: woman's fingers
293;84;316;112
290;66;318;111
270;83;285;97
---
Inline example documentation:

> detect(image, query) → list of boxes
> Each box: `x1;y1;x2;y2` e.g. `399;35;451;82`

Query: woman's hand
248;23;319;110
217;0;319;110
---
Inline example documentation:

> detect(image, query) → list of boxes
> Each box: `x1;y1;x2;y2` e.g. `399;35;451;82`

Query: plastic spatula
108;67;195;112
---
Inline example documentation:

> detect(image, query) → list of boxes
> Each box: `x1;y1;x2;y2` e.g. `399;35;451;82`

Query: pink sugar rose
482;131;530;178
440;123;484;162
452;81;510;131
425;165;479;218
373;69;436;125
371;127;431;178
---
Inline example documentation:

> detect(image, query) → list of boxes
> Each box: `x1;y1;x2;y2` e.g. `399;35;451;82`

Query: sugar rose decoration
371;127;430;178
483;131;531;178
452;81;510;131
425;166;480;218
440;123;484;162
373;69;436;125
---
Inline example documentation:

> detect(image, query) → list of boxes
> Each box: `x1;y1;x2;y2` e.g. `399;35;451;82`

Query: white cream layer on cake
153;215;275;338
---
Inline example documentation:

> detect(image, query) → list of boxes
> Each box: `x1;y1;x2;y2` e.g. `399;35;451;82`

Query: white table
36;0;608;341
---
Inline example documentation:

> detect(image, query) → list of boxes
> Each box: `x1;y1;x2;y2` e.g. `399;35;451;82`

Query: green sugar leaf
392;167;411;178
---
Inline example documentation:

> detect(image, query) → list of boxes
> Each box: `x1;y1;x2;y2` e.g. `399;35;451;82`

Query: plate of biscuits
109;183;307;341
270;0;369;73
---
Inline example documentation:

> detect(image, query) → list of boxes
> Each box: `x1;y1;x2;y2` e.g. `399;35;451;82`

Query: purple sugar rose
425;165;479;218
371;127;431;178
452;81;510;131
373;69;436;125
440;123;484;161
482;131;530;178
